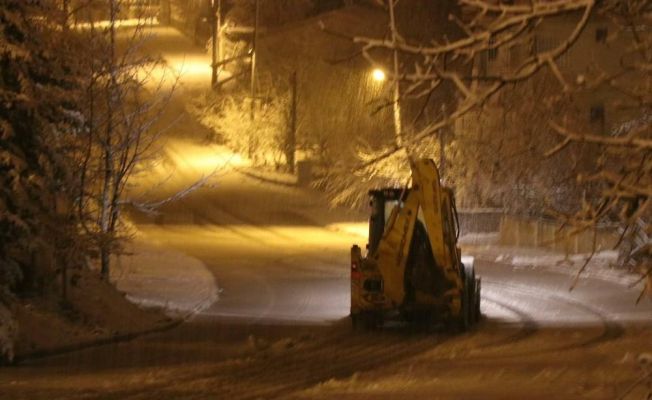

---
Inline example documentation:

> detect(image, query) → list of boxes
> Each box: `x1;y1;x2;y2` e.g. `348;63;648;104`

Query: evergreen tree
0;0;84;297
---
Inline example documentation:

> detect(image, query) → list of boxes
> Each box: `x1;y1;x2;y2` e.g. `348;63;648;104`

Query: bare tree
73;0;188;279
543;1;651;293
352;0;594;162
345;0;650;290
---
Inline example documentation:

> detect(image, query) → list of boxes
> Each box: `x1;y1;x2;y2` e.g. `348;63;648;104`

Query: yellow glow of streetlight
371;68;386;82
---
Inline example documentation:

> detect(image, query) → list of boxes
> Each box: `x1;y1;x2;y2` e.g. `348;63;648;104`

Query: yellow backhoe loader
350;158;481;330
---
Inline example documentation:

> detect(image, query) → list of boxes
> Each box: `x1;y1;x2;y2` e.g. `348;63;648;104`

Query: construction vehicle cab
350;158;481;330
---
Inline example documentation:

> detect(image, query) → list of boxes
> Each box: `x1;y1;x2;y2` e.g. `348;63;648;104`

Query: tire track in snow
417;279;627;365
214;334;443;400
484;279;625;351
479;295;540;348
109;330;443;400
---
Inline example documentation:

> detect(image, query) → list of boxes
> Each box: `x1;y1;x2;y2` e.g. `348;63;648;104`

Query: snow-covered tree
191;89;294;169
0;0;92;359
0;0;88;293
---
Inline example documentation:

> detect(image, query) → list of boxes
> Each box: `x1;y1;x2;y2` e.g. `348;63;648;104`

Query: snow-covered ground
10;266;169;361
112;238;219;318
464;241;636;287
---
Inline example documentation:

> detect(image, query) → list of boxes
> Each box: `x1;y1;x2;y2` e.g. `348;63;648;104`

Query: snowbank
12;268;168;360
464;241;636;286
112;239;219;317
8;235;218;362
0;301;16;363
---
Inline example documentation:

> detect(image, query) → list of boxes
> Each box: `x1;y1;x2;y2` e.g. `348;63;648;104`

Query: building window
590;105;606;134
478;50;488;76
530;35;537;56
595;27;608;43
531;35;553;56
488;36;498;60
590;105;604;122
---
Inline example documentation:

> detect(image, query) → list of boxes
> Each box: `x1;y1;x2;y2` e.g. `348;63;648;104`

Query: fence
499;215;618;254
457;208;503;235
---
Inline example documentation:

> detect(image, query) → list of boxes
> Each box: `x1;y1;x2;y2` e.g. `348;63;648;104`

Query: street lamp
371;68;386;82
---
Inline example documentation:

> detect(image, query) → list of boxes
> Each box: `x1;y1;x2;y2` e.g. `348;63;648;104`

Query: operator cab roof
368;188;410;202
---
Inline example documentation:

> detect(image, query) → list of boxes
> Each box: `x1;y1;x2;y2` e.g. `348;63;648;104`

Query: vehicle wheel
462;262;478;328
351;314;360;330
474;278;482;322
468;276;477;325
457;276;472;332
364;312;382;330
353;312;379;331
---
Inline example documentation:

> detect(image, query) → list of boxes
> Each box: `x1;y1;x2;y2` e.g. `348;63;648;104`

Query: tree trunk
100;0;118;281
388;0;402;147
100;245;110;280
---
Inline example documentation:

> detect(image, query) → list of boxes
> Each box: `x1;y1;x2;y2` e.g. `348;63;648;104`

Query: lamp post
248;0;260;159
370;65;402;148
388;0;402;148
250;0;259;120
440;104;447;179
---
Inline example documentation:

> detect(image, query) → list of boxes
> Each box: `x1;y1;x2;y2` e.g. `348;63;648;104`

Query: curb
9;317;183;365
8;286;218;366
470;252;639;288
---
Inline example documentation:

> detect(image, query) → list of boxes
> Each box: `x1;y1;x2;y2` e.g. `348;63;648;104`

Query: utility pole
287;71;297;173
211;0;220;89
439;104;447;179
388;0;403;147
248;0;259;159
210;0;221;88
61;0;70;30
250;0;259;120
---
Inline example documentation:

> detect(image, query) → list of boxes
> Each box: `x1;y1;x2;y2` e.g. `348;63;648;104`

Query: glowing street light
371;68;386;82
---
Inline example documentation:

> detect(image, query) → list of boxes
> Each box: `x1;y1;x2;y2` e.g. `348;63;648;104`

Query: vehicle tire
364;312;382;330
474;278;482;322
468;274;477;325
351;314;360;330
461;263;476;329
457;275;472;332
353;312;380;331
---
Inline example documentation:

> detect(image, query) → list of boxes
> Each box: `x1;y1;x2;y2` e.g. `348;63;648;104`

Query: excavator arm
373;184;420;306
373;159;463;314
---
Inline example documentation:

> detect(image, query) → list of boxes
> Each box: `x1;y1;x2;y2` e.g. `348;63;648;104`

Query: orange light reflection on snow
165;142;248;172
326;223;368;239
166;57;213;77
141;224;363;250
74;18;159;30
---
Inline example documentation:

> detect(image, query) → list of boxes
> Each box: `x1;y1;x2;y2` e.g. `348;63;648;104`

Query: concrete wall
499;215;618;254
